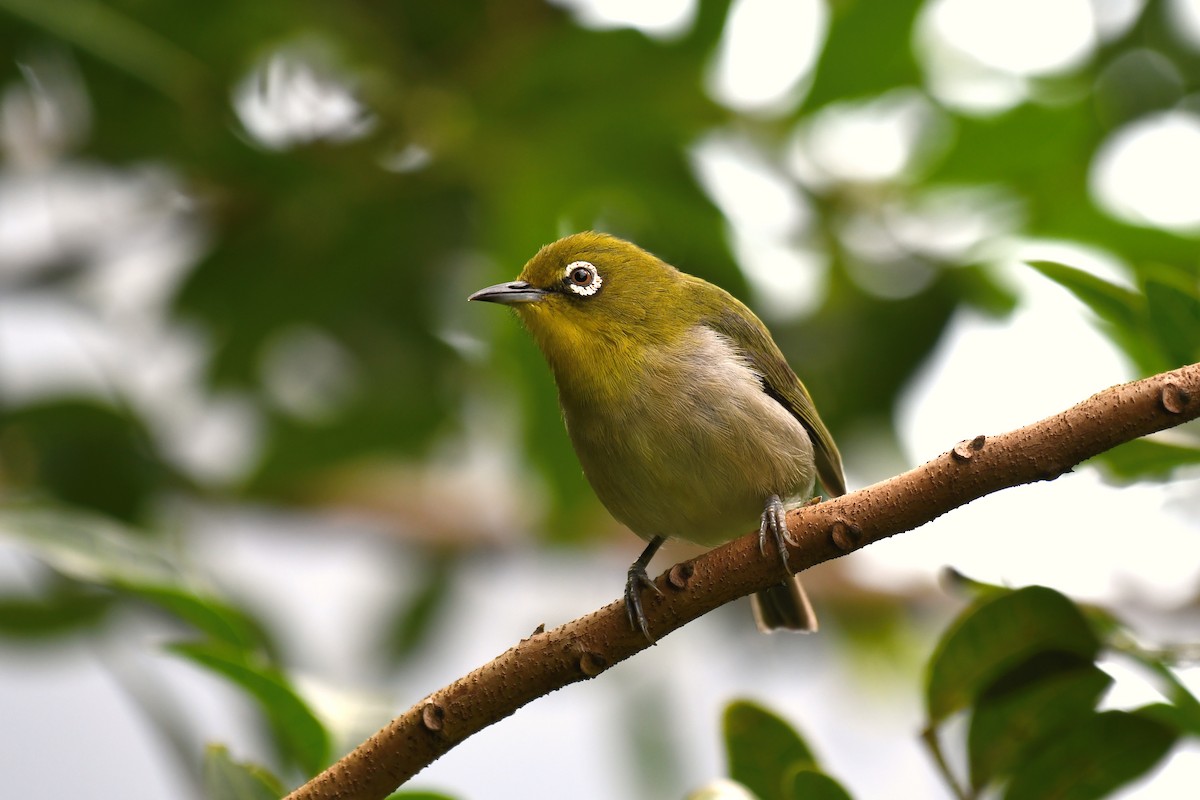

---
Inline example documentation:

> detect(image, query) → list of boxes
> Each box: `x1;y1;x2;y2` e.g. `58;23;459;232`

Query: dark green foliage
0;401;174;521
967;656;1113;790
0;582;114;637
723;699;853;800
383;549;457;664
926;586;1101;725
724;699;816;799
1001;711;1177;800
923;585;1191;800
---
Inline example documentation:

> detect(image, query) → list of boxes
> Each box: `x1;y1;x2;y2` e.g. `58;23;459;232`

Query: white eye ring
564;261;602;296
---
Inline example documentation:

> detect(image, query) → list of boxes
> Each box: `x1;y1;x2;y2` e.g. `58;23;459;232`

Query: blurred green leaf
0;508;176;585
382;792;460;800
1137;702;1200;738
935;104;1094;211
679;0;734;59
939;567;1013;602
1027;260;1172;373
170;641;330;775
1092;438;1200;482
204;744;286;800
1002;710;1177;800
0;402;177;522
1027;260;1144;331
724;699;816;800
0;0;210;99
784;767;855;800
384;550;455;664
926;586;1100;724
1093;47;1186;127
1075;603;1126;643
968;655;1112;791
950;265;1021;318
0;585;114;638
0;508;272;652
803;0;923;111
1119;647;1200;737
1145;278;1200;366
128;584;269;654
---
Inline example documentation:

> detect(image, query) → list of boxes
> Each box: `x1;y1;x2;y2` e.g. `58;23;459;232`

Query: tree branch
286;362;1200;800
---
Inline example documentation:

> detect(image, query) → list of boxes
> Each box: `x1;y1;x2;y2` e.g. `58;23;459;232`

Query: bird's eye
563;261;602;296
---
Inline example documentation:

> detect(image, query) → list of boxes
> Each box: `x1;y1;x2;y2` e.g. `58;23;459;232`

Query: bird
469;232;845;640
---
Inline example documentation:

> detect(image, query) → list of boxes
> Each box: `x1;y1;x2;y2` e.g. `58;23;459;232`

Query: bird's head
469;232;689;366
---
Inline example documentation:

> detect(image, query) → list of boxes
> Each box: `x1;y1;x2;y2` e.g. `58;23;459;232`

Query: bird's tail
751;575;818;633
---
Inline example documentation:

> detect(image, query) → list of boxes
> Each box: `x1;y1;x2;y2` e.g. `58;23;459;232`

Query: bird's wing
704;307;846;497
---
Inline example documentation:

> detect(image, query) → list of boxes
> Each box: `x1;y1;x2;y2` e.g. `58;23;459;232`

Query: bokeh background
1;0;1199;797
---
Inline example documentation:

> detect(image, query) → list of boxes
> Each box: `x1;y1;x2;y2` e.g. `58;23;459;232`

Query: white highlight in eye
564;260;603;296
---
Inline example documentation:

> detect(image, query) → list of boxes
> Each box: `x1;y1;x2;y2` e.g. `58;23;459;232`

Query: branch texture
286;363;1200;800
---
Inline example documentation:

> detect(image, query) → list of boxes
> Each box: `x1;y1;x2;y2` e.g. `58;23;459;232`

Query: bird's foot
624;563;663;642
759;494;791;575
625;535;665;642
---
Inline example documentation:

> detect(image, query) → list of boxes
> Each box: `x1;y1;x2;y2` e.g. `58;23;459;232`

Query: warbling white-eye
470;232;845;640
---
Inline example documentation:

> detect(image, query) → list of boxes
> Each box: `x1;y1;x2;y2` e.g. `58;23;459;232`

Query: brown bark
286;362;1200;800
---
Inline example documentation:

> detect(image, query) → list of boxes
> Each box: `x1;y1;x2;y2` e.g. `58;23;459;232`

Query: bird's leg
625;536;665;641
759;494;791;575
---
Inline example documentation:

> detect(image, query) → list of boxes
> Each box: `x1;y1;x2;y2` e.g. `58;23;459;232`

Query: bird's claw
624;562;662;642
759;494;791;575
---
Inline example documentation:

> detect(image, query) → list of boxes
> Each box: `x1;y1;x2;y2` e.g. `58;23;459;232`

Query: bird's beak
468;281;547;305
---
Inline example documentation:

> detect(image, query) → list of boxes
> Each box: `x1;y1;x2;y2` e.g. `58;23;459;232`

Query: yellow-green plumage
471;232;844;635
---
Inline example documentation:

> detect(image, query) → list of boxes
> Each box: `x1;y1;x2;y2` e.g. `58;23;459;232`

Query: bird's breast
559;325;816;547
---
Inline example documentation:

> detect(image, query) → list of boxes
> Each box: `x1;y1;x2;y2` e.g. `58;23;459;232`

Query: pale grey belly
566;373;816;547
